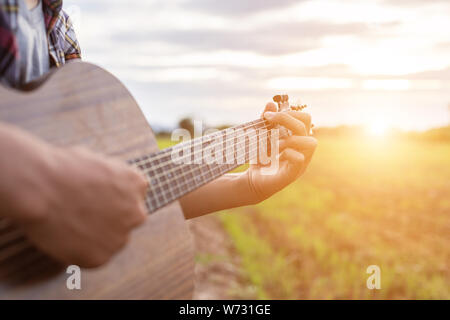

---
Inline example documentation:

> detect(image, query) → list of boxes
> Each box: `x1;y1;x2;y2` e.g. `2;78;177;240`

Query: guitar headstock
273;94;307;112
273;94;313;135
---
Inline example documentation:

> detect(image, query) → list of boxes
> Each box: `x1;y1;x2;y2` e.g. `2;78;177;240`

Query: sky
63;0;450;131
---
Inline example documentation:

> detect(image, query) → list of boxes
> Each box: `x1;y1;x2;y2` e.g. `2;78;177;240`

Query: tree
178;117;195;137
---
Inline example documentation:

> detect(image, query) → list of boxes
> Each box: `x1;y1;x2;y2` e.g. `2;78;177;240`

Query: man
0;0;317;267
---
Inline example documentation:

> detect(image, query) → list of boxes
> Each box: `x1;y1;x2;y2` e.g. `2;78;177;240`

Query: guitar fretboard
129;118;273;213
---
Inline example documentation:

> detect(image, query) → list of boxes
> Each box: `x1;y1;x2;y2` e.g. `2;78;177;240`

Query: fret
160;182;173;202
223;128;234;165
185;165;195;182
157;194;165;206
132;117;275;214
212;165;221;176
235;138;245;164
153;185;162;196
166;166;180;200
167;173;179;201
236;153;245;165
205;163;214;180
249;141;258;163
146;190;158;212
192;165;203;179
171;182;182;199
158;163;173;183
190;165;202;188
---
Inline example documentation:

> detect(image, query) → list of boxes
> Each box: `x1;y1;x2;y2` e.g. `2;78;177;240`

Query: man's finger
279;136;317;169
279;136;317;153
280;149;305;178
264;112;307;136
285;111;312;134
261;102;277;118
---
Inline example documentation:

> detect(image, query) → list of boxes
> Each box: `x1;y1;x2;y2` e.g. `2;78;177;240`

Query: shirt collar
42;0;62;32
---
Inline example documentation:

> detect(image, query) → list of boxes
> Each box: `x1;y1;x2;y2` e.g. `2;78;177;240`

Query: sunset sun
366;122;389;137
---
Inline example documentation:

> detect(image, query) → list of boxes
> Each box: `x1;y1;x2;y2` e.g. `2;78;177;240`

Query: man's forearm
179;173;255;219
0;123;55;222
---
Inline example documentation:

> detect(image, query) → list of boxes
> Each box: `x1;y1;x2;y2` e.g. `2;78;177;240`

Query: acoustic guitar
0;62;301;299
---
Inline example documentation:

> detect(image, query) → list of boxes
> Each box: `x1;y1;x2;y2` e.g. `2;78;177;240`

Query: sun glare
366;122;389;137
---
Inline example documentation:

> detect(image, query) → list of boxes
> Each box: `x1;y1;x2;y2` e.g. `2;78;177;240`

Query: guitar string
134;105;307;169
132;106;305;166
137;122;276;183
141;123;291;209
144;127;289;212
140;108;305;210
130;118;270;167
131;118;268;164
140;125;273;208
137;121;273;174
133;120;278;177
139;121;296;188
143;136;270;212
142;118;307;210
145;159;239;211
145;164;239;212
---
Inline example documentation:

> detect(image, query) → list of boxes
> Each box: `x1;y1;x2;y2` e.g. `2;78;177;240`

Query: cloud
406;67;450;80
63;0;450;130
435;42;450;52
113;21;375;55
182;0;306;16
382;0;450;6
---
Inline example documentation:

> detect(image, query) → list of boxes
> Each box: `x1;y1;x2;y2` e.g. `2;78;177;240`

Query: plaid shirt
0;0;81;76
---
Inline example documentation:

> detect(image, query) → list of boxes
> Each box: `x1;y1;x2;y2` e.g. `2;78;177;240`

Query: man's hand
180;102;317;219
0;124;148;267
245;102;317;204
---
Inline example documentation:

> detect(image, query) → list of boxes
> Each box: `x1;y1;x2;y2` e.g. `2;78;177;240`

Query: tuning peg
273;94;290;111
273;95;281;104
273;94;289;104
291;104;308;111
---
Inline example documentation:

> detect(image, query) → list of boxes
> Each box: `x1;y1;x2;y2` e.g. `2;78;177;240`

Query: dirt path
188;214;255;300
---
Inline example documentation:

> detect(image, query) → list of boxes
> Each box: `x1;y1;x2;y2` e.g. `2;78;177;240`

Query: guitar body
0;62;195;299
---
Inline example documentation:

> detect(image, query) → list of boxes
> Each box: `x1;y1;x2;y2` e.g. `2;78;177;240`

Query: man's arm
179;173;253;219
180;102;317;219
0;122;148;267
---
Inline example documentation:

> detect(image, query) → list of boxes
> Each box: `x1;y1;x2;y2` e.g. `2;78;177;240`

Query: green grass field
158;134;450;299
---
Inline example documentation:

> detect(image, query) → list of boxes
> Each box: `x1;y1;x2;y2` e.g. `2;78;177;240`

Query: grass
157;134;450;299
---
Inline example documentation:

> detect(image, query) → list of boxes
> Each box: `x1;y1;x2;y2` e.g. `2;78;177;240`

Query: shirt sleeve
61;10;81;61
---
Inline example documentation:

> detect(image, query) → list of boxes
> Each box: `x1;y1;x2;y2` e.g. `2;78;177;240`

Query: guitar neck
129;118;271;213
